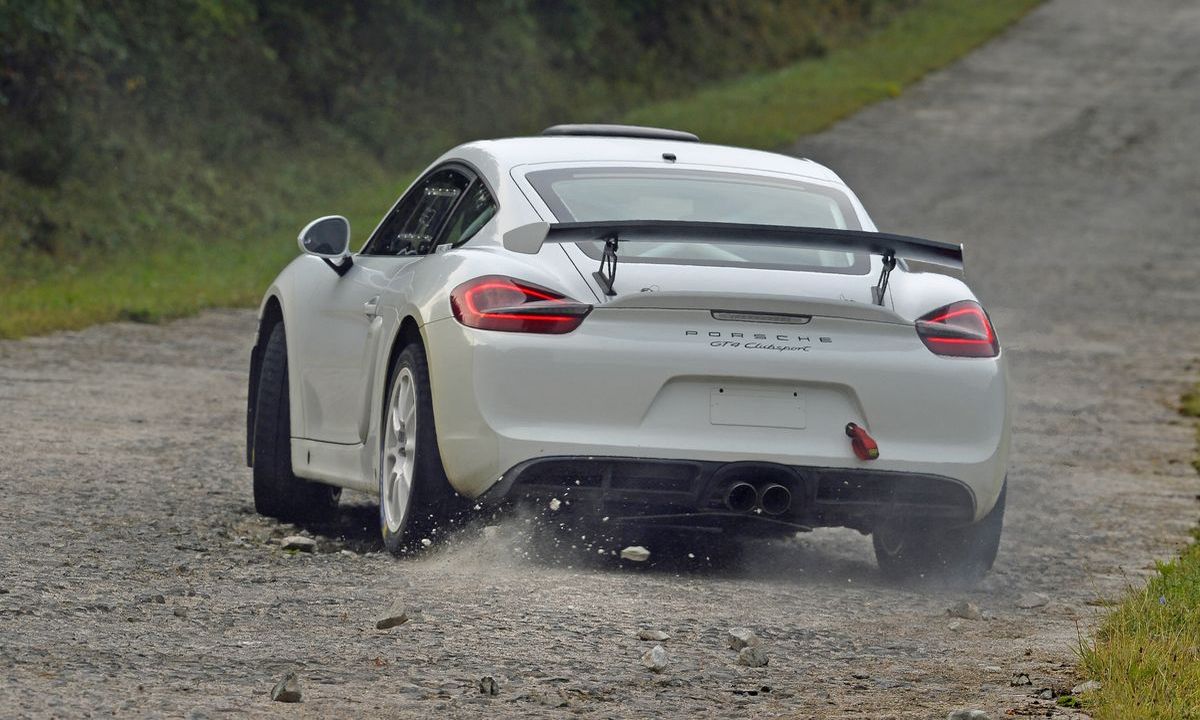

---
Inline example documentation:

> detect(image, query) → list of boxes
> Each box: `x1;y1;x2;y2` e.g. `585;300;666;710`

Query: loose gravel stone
1011;672;1032;686
279;536;316;553
620;546;650;562
947;601;982;621
947;711;990;720
638;629;671;641
726;628;760;651
1072;680;1101;694
478;676;499;695
1016;592;1049;609
641;645;669;672
736;646;768;668
270;672;302;703
173;607;188;618
376;603;409;630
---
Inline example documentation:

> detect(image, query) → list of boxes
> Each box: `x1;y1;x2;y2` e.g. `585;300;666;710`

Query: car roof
437;135;846;187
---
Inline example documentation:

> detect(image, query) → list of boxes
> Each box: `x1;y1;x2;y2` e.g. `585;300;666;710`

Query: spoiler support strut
501;221;965;302
593;233;619;296
872;250;896;306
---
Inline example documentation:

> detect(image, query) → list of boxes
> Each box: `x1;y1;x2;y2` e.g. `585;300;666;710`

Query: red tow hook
845;423;879;461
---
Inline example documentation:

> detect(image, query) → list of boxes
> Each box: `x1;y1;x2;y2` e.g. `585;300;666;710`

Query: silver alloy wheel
381;366;417;534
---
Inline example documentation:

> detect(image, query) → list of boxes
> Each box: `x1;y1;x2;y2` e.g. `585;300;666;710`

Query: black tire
872;480;1006;584
379;343;457;555
251;323;340;522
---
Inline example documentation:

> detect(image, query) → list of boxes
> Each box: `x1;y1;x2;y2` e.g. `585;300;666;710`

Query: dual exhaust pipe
725;481;792;516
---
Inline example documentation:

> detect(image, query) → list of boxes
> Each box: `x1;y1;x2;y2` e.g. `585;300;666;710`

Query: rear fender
887;268;983;322
359;303;430;492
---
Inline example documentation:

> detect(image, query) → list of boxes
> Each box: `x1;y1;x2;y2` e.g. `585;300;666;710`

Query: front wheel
251;323;340;522
379;343;454;554
873;480;1006;584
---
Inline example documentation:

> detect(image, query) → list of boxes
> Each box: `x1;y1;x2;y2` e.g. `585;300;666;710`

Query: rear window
526;166;867;273
527;167;861;230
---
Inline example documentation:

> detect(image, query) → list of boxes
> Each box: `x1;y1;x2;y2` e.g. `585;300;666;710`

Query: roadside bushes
0;0;910;264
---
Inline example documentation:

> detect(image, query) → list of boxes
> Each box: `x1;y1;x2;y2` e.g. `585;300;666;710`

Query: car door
297;166;473;445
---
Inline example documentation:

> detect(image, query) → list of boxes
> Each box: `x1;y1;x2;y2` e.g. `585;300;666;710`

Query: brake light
915;300;999;358
450;275;591;334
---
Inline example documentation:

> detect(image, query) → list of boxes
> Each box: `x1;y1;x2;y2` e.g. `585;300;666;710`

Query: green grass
0;0;1041;339
1078;382;1200;719
0;148;410;338
626;0;1042;149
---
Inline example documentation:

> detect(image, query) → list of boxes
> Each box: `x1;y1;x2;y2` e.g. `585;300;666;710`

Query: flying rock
280;536;316;553
620;546;650;562
271;672;302;703
947;601;982;620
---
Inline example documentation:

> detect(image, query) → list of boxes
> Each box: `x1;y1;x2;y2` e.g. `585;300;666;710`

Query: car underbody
485;455;975;536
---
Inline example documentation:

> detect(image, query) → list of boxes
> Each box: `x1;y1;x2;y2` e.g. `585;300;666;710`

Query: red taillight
450;275;591;334
915;300;999;358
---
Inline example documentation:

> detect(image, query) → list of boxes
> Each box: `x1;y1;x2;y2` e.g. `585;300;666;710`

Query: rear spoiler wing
502;220;964;269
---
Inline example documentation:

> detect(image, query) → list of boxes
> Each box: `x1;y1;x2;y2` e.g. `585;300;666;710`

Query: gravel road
2;0;1199;717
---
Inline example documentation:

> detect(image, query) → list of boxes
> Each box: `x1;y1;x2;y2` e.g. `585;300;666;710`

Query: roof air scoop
541;124;700;142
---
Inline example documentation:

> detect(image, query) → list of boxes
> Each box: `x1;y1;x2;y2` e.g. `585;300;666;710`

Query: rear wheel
379;343;455;554
251;323;340;522
873;480;1006;584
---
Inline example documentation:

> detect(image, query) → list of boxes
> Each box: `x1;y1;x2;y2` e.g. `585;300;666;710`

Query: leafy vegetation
626;0;1041;149
0;0;1038;338
1079;382;1200;719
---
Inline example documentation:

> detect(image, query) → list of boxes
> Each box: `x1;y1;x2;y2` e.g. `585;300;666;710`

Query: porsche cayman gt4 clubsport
246;124;1011;580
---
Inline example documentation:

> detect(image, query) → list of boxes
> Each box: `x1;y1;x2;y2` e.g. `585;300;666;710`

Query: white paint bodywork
255;135;1011;521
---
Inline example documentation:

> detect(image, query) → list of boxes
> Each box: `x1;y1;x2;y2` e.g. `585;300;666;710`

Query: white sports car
246;124;1011;580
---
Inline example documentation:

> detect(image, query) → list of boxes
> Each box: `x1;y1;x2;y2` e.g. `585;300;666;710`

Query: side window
363;168;471;256
439;181;498;249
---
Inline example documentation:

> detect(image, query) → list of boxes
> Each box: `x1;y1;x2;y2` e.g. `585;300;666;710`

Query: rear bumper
423;308;1010;522
480;455;976;534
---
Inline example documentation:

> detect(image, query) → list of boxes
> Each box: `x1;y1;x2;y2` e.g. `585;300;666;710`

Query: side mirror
298;216;353;276
298;215;351;258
